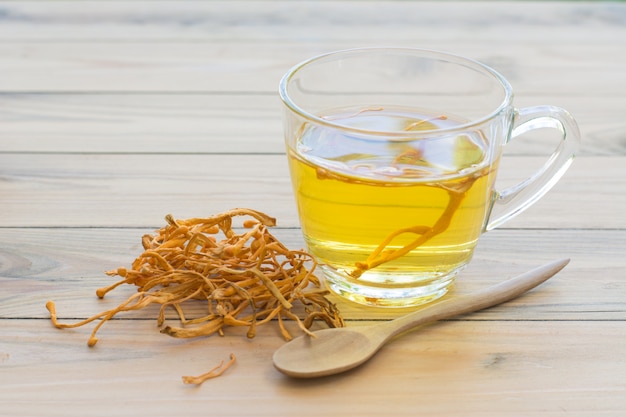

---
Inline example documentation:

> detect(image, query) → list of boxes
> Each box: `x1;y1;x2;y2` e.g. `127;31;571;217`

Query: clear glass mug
279;48;579;307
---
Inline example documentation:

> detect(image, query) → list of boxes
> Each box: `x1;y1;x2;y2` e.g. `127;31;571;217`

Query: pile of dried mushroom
46;208;344;383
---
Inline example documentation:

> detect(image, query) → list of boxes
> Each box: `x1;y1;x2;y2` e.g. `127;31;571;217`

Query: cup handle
485;105;581;231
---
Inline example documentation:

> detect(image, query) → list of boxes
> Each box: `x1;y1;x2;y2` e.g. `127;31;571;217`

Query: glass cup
279;48;579;307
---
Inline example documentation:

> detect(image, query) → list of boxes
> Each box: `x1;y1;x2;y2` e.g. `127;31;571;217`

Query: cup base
320;265;462;308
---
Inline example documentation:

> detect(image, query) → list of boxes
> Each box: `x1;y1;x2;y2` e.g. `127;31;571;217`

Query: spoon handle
375;258;570;342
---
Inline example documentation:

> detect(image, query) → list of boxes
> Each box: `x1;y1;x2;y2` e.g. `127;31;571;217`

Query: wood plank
0;41;623;94
0;4;623;93
0;94;623;156
0;154;623;228
0;1;623;43
0;94;284;154
1;227;624;320
0;319;624;416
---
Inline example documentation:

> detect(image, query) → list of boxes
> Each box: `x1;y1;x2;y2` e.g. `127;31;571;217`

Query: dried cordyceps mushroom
347;165;490;279
181;353;237;385
46;208;344;376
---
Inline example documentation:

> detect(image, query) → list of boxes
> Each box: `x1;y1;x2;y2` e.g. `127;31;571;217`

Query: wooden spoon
273;258;569;378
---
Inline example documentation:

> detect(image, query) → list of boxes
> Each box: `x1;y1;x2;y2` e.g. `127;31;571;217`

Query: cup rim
279;47;514;138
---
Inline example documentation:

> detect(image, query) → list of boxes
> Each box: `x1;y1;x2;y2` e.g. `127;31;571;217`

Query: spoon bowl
273;259;569;378
274;327;379;378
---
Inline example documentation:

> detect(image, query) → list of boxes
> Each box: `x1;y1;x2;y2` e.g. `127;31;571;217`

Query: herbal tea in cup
279;48;579;307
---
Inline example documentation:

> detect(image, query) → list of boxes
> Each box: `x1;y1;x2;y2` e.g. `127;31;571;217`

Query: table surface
1;1;625;416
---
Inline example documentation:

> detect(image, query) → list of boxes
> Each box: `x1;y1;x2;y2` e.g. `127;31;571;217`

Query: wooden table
1;1;624;416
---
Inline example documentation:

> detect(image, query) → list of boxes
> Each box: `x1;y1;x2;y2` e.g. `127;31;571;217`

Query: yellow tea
287;107;499;305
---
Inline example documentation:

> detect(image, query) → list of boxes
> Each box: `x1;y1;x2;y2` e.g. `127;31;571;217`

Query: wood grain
0;94;623;156
0;319;624;417
0;228;623;320
0;2;624;95
0;154;623;228
1;42;623;94
1;1;623;42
